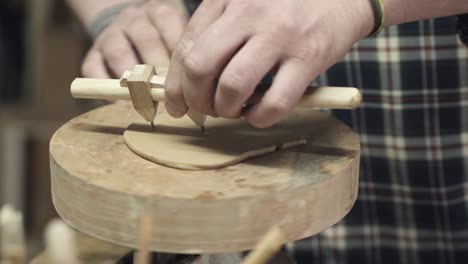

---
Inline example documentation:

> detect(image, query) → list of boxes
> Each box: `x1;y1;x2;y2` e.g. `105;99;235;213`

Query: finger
181;12;251;115
214;34;281;118
244;60;316;128
99;28;139;78
146;2;187;53
164;0;225;117
164;60;187;117
81;48;110;78
184;0;226;36
124;16;170;66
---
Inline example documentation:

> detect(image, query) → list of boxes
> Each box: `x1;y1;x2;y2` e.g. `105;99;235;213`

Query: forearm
66;0;139;29
384;0;468;26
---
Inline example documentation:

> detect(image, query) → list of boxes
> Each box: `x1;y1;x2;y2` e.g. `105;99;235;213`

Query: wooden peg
125;65;158;123
134;213;153;264
0;205;26;264
243;227;286;264
44;219;81;264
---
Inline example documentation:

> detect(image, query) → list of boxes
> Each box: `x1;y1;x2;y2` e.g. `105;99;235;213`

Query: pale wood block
126;65;158;122
121;70;164;88
155;66;169;77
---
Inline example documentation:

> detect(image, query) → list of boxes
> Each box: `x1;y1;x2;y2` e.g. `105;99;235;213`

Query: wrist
75;0;141;31
87;1;142;39
382;0;468;27
380;0;405;26
354;0;378;38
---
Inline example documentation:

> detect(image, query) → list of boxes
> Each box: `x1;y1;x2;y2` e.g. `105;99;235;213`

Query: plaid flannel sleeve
290;16;468;264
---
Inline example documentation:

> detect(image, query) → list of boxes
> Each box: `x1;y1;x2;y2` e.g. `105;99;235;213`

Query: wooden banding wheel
50;102;360;254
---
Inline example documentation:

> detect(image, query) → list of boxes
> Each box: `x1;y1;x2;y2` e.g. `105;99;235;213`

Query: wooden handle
134;213;152;264
243;227;286;264
71;77;362;110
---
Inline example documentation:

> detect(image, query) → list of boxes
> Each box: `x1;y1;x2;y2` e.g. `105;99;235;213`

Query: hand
165;0;373;127
81;0;187;78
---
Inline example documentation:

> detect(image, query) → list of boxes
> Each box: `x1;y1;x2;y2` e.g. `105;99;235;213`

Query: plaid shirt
291;17;468;264
185;2;468;263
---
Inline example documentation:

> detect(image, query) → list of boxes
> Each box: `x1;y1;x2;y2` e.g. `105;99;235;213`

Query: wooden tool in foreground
243;226;286;264
134;213;153;264
71;64;362;131
0;205;26;264
44;219;81;264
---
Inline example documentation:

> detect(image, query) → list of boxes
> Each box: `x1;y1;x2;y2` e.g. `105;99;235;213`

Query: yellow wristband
368;0;385;36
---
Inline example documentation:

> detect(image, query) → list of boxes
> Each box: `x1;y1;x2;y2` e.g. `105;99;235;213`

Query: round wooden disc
50;102;360;254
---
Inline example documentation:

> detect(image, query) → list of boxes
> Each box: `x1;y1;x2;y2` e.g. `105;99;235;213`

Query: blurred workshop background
0;0;95;257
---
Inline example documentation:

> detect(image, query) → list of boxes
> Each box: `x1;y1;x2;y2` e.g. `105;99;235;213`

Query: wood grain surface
49;102;360;254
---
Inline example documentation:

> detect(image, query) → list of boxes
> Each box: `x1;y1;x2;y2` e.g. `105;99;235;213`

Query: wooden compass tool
71;64;362;132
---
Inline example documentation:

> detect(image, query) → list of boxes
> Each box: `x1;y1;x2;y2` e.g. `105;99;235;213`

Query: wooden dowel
0;205;26;264
71;78;165;101
134;213;152;264
71;78;362;110
44;219;81;264
243;226;286;264
246;86;362;110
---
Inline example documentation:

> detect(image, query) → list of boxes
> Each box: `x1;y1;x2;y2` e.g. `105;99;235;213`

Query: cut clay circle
122;111;320;170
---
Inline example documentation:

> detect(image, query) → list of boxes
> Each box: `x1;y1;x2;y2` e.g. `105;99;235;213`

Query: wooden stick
134;213;153;264
242;227;286;264
44;219;81;264
0;205;26;264
71;77;362;110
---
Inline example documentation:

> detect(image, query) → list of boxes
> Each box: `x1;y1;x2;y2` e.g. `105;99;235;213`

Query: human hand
165;0;374;127
81;0;187;78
